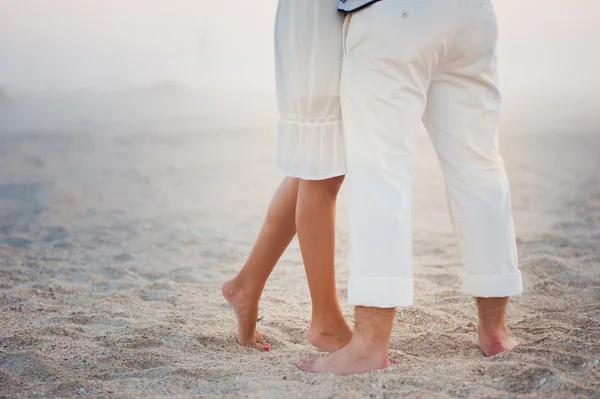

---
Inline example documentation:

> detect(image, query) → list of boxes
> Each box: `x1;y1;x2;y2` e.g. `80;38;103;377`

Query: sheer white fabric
274;0;346;180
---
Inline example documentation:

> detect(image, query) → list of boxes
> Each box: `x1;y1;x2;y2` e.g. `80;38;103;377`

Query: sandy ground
1;110;599;398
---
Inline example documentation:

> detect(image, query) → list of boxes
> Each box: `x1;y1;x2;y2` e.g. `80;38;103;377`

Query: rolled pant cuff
348;277;413;308
462;271;523;298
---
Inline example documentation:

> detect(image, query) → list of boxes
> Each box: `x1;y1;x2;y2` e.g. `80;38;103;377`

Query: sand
1;110;599;398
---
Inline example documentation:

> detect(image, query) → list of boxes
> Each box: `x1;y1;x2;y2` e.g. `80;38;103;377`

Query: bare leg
477;297;518;356
222;177;299;351
300;306;394;375
222;176;352;352
296;177;353;352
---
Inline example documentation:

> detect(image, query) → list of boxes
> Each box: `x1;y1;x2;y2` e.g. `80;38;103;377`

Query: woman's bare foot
221;279;270;352
478;324;518;357
299;339;390;375
307;319;352;352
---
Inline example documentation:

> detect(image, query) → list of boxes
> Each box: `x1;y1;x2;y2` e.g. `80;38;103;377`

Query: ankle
476;297;509;328
478;321;509;337
348;332;390;356
310;312;348;330
311;304;345;322
223;278;261;302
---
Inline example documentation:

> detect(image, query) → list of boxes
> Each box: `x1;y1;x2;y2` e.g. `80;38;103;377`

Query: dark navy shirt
338;0;382;13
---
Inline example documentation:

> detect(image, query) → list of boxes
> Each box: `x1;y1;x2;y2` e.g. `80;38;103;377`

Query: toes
253;342;270;352
237;332;270;352
254;332;270;352
236;334;256;347
298;357;318;372
254;332;267;345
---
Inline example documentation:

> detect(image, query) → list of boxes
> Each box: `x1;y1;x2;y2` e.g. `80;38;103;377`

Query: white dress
274;0;346;180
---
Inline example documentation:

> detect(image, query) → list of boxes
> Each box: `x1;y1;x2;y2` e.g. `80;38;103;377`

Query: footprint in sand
139;282;177;304
195;334;229;348
0;354;61;380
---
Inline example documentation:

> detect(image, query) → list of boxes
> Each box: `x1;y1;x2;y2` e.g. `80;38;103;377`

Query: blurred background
1;0;599;133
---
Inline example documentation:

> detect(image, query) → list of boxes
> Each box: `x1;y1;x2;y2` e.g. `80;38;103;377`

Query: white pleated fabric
274;0;346;180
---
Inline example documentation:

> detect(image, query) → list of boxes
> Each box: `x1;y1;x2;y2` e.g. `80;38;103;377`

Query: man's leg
422;2;521;357
477;297;518;356
296;177;352;352
300;1;435;374
300;306;394;375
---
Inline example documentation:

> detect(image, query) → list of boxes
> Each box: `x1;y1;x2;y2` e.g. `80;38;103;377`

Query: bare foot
478;324;518;357
307;321;352;352
299;340;389;375
221;280;270;352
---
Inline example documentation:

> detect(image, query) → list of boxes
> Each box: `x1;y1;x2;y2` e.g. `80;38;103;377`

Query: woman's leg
296;176;352;352
223;175;352;352
222;177;299;351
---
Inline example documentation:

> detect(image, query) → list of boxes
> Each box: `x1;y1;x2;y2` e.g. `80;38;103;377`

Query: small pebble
594;360;599;366
282;375;287;380
77;387;86;395
106;389;113;394
539;377;547;386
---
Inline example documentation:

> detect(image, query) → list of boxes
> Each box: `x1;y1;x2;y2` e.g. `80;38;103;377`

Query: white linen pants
274;0;346;180
342;0;523;307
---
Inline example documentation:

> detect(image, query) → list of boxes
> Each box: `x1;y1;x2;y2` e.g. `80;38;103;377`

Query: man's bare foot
476;297;518;357
307;320;352;352
478;324;518;357
221;279;270;352
299;340;389;375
